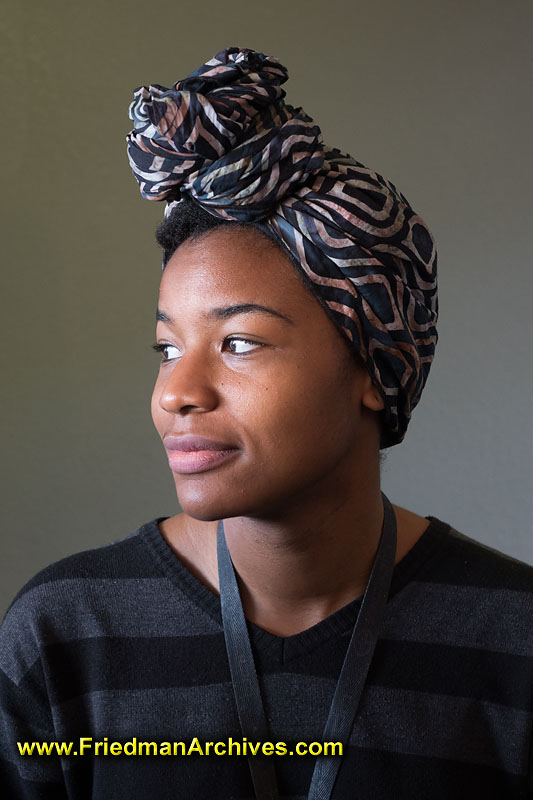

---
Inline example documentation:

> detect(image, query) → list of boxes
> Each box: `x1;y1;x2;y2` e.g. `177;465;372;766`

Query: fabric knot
127;47;324;219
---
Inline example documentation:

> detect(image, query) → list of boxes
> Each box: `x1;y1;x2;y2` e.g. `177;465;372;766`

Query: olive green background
2;0;532;616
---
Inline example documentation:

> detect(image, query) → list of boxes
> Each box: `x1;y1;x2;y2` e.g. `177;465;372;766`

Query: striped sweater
1;515;532;799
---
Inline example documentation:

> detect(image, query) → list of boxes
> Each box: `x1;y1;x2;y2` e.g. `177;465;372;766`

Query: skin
152;226;429;637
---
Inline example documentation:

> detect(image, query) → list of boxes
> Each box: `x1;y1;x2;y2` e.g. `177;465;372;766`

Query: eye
151;337;263;362
151;342;181;362
225;337;263;354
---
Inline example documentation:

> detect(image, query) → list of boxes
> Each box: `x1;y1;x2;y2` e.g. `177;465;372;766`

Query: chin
174;482;251;522
173;478;285;522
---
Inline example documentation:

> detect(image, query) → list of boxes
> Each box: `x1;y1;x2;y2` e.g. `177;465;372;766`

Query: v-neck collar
140;514;451;661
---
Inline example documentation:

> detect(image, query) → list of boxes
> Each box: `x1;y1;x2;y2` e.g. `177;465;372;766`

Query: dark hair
155;197;388;457
156;197;284;267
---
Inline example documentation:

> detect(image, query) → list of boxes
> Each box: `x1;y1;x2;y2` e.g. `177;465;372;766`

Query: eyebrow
156;303;294;325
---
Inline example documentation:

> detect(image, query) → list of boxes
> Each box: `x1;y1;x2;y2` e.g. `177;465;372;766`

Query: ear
343;347;385;413
360;372;385;412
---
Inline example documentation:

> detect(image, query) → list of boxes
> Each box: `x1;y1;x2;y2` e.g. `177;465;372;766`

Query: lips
164;434;236;451
163;434;239;474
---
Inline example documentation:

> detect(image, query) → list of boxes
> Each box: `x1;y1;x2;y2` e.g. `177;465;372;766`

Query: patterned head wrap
127;47;438;448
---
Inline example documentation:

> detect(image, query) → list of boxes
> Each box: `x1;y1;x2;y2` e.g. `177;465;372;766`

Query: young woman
1;47;532;800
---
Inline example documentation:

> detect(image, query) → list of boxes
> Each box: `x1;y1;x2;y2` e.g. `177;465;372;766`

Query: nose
158;349;219;415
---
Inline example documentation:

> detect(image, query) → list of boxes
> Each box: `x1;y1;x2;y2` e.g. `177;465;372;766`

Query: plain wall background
2;0;532;617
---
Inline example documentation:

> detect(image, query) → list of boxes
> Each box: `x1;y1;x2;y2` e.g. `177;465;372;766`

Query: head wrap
127;46;438;448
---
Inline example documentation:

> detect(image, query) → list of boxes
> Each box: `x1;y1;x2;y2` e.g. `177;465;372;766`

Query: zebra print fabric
127;46;438;447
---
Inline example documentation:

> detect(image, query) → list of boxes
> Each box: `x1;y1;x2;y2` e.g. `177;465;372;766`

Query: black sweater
1;515;532;799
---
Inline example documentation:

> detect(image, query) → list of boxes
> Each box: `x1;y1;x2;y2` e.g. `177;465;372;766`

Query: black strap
217;492;397;800
217;522;280;800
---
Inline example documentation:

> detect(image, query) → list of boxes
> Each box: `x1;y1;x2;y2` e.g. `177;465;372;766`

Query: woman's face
151;227;381;521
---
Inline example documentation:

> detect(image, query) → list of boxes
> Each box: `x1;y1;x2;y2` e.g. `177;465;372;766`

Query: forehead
158;227;314;311
156;226;362;372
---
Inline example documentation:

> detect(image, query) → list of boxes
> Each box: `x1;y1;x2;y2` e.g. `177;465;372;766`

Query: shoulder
392;517;533;657
0;520;164;679
4;519;164;616
427;519;533;592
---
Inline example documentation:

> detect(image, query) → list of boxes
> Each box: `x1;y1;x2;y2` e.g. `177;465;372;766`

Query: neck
165;446;407;637
223;480;384;636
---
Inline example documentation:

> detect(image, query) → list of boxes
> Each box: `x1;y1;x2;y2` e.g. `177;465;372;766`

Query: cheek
254;365;355;462
150;379;164;434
